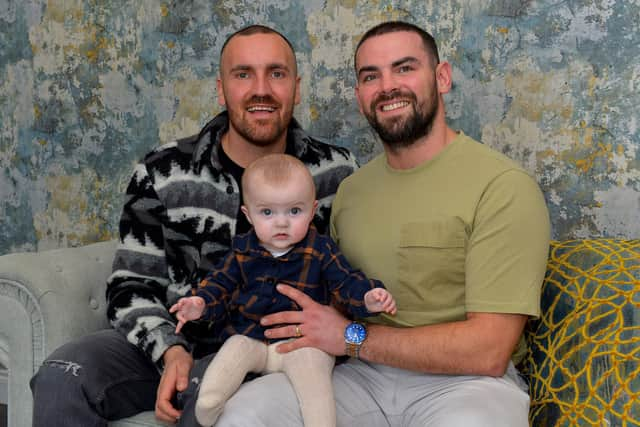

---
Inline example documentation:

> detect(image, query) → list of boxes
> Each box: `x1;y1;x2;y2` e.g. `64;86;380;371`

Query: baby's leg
279;346;336;427
196;335;267;426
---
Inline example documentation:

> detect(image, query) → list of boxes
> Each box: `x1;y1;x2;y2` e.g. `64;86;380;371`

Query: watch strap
345;322;367;359
346;341;361;358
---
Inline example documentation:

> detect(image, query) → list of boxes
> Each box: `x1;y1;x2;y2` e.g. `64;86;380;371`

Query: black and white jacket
106;111;358;363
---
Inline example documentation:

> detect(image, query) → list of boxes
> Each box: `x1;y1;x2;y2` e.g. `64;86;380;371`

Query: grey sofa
2;238;639;427
0;240;167;427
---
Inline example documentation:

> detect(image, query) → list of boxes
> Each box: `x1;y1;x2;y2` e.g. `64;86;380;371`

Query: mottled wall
1;0;639;255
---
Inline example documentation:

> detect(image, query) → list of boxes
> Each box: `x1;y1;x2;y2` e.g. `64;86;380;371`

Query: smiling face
218;32;300;148
355;30;440;149
241;155;317;254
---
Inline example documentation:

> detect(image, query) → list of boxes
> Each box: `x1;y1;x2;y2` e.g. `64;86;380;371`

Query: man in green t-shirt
215;21;550;427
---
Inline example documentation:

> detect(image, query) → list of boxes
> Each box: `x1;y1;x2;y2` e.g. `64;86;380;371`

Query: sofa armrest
523;239;640;427
0;240;117;427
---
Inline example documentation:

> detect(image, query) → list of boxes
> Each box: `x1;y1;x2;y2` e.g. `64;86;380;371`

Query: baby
170;153;396;427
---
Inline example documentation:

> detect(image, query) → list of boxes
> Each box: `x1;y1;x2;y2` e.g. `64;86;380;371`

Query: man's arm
262;285;524;376
106;162;190;361
361;312;526;375
156;346;193;422
106;161;193;422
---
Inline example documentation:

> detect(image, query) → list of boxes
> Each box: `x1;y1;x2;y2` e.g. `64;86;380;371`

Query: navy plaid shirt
196;225;386;342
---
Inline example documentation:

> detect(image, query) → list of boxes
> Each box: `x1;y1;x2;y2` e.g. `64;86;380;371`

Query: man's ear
294;76;301;105
240;205;252;224
435;61;453;94
217;77;226;107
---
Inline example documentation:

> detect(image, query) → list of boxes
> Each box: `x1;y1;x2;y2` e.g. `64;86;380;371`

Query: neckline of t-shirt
382;131;466;175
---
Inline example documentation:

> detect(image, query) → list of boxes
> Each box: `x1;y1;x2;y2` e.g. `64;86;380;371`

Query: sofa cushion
522;239;640;426
109;411;170;426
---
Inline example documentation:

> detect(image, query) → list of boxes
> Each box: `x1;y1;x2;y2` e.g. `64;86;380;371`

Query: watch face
344;322;367;344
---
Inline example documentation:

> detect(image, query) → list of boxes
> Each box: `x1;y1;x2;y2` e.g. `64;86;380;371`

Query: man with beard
29;25;358;427
213;22;551;427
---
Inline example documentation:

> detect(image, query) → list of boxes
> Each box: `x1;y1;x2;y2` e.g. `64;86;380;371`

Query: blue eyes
235;71;285;79
259;208;301;216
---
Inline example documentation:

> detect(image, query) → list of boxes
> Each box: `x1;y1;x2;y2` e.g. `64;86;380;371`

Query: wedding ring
295;324;302;338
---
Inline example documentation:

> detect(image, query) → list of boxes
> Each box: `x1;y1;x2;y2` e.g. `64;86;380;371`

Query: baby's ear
241;205;252;225
313;200;318;214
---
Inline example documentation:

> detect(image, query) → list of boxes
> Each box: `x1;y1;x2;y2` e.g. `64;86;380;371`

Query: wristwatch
344;322;367;359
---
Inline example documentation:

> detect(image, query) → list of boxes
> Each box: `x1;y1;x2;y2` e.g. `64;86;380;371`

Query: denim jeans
30;329;216;427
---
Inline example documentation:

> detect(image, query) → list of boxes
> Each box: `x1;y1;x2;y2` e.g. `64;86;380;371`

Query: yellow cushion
522;239;640;426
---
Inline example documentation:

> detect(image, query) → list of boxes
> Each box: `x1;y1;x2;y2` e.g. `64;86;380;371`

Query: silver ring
295;324;302;338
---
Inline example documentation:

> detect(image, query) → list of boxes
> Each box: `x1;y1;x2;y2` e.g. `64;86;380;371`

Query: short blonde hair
242;154;316;202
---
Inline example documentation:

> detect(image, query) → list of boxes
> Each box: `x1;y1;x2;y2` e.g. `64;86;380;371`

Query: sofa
0;238;638;427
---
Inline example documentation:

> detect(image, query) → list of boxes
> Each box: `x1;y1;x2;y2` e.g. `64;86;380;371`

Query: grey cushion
110;411;172;426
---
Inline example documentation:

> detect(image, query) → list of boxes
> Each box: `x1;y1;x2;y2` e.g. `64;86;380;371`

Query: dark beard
365;88;438;149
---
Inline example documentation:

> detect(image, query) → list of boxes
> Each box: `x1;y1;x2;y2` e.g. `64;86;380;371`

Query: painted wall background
1;0;639;255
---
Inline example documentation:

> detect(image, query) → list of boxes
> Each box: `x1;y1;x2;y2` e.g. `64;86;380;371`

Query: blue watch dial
344;322;367;344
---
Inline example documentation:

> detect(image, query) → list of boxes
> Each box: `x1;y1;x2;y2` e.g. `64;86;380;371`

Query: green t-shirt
330;132;550;364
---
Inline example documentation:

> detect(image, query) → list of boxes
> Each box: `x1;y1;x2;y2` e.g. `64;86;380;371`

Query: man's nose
252;73;272;96
379;70;399;94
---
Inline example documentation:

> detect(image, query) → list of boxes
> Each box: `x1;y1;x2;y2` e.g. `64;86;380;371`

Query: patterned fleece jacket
105;111;358;364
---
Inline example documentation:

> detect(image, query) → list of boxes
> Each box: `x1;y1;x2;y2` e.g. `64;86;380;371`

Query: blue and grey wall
1;0;639;255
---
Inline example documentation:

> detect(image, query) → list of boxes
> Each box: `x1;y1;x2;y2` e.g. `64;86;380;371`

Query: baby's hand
169;296;206;333
364;288;397;315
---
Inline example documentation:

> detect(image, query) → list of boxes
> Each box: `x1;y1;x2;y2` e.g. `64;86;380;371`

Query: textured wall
1;0;639;255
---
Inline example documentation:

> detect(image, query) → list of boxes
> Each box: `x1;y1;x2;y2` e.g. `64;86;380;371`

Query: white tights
195;335;335;427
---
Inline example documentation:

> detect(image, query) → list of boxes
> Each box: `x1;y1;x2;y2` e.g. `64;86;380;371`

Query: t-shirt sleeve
465;169;551;317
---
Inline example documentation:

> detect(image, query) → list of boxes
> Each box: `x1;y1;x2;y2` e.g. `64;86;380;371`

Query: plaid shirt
196;225;386;342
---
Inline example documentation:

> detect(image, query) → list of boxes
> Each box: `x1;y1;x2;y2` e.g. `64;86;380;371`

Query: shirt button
226;185;234;194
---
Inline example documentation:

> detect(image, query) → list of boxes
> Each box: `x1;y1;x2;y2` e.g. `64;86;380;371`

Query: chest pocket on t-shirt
396;219;467;314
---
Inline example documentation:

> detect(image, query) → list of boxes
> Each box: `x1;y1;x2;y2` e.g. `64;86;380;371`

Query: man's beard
229;95;294;147
365;88;438;149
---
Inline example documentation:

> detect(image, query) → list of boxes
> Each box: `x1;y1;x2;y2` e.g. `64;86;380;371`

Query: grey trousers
215;358;530;427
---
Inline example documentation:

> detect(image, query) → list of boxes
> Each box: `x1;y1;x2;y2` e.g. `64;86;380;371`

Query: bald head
220;25;297;75
242;154;316;204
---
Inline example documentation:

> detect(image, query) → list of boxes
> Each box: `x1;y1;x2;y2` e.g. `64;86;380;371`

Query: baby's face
242;173;317;253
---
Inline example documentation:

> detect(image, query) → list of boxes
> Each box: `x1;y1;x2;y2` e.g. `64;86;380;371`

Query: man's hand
364;288;397;315
261;284;350;355
155;345;193;423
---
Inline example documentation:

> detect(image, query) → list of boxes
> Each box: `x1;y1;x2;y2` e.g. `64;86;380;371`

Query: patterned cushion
522;239;640;427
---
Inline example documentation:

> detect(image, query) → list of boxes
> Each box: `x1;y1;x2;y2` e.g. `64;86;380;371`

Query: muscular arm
262;285;526;377
361;312;526;376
